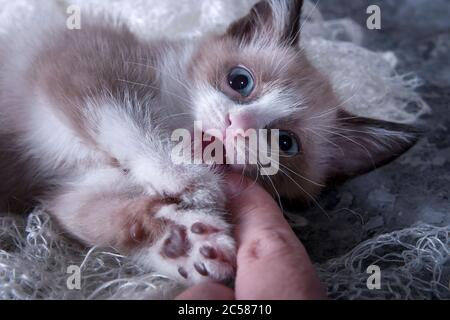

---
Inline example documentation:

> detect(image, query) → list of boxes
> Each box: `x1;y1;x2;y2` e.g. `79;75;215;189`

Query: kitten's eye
278;131;301;156
228;67;254;97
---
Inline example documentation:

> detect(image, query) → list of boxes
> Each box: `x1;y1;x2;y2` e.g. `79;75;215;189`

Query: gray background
299;0;450;263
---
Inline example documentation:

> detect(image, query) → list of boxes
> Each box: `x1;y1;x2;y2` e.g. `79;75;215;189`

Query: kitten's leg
48;168;236;284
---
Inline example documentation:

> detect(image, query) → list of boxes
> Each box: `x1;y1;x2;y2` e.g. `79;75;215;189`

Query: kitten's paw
164;221;236;284
137;208;236;285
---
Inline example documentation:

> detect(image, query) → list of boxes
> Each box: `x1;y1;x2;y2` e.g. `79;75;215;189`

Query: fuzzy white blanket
1;0;447;300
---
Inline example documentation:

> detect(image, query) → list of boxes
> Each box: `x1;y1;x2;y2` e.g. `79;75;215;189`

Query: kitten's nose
226;113;257;139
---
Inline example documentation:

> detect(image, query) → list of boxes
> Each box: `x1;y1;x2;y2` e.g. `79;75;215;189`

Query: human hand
176;174;327;300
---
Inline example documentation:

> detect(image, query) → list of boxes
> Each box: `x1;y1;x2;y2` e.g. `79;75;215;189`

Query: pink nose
226;113;257;139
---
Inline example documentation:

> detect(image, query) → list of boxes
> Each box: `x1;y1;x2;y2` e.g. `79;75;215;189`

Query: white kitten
0;0;418;284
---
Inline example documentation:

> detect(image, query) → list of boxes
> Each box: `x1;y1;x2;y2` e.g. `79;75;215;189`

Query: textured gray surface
300;0;450;263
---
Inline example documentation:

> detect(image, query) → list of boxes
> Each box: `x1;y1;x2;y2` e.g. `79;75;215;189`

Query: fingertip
225;173;252;195
225;176;327;300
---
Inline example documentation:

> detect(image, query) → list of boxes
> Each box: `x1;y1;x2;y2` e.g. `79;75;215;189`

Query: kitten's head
188;0;419;203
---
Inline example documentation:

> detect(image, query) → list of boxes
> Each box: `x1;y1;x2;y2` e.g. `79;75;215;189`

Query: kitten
0;0;418;284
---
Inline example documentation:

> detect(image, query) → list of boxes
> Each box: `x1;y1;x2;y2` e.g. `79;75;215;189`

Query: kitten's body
0;0;418;284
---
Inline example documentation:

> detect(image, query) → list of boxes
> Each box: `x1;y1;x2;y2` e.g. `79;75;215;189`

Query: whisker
303;127;345;156
318;124;406;150
314;127;376;168
336;116;364;122
294;0;321;45
235;135;325;188
158;112;192;124
246;147;284;210
305;89;360;122
259;163;284;211
269;156;325;187
126;60;192;93
117;79;192;105
281;169;329;219
245;146;327;217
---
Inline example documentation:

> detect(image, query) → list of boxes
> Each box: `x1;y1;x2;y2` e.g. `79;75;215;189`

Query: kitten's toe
188;226;236;283
161;217;236;283
134;207;236;285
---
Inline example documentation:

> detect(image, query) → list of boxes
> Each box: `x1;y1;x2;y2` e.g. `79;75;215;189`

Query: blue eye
228;67;254;97
278;131;300;156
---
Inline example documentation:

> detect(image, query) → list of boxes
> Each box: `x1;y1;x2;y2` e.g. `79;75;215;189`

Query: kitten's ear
226;0;304;46
326;110;422;180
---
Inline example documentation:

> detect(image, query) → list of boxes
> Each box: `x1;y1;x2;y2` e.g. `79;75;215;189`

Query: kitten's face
188;0;418;203
189;36;333;199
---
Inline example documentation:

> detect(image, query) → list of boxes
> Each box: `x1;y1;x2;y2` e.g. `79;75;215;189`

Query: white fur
24;96;106;172
137;206;235;285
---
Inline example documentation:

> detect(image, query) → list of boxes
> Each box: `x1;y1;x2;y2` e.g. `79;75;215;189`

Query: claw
200;246;218;260
194;262;209;276
178;267;188;279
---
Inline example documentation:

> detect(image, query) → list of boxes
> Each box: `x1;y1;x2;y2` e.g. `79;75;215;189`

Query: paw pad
162;225;191;259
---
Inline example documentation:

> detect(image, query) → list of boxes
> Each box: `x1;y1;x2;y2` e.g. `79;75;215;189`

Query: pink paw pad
160;221;235;282
162;225;191;259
